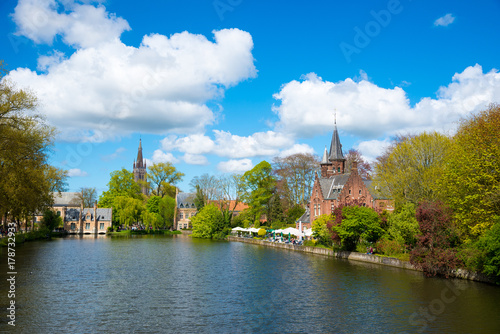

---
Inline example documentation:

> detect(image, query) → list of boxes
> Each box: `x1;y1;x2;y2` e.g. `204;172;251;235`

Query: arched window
180;204;184;208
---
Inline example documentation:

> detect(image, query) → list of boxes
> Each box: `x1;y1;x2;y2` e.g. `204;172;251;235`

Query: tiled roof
64;208;112;221
319;173;351;200
53;192;79;206
297;207;310;224
177;192;196;208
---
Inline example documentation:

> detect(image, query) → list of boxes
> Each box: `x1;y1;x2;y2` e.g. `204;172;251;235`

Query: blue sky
1;0;500;195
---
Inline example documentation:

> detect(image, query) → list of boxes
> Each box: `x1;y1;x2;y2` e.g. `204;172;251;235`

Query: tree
193;185;205;212
331;205;384;251
158;196;175;230
345;149;372;179
439;104;500;237
409;201;461;277
191;204;225;239
71;187;97;208
286;204;306;226
240;161;276;224
98;168;142;208
147;162;184;198
312;214;334;246
372;132;451;208
113;196;144;227
40;209;63;232
387;202;420;247
189;173;218;201
267;190;285;226
272;153;319;207
0;61;68;229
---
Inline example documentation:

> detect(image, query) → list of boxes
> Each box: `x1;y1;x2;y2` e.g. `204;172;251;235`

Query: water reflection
1;236;499;333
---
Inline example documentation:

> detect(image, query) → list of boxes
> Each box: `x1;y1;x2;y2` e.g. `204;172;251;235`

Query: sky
1;0;500;195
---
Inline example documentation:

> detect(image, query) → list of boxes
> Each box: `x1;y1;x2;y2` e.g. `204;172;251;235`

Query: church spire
321;146;329;164
328;116;344;162
136;139;144;168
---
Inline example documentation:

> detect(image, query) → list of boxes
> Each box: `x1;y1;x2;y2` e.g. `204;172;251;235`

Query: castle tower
133;139;148;195
321;115;346;177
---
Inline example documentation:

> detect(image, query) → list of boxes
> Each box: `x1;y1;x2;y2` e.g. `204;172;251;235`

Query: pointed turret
328;123;344;161
321;146;329;164
136;139;144;168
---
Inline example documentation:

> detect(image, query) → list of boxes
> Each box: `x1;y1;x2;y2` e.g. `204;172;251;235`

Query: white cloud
151;149;179;164
217;159;253;173
67;168;88;177
12;0;130;47
278;144;315;157
7;1;256;141
272;65;500;140
355;139;392;162
434;13;455;27
182;154;209;165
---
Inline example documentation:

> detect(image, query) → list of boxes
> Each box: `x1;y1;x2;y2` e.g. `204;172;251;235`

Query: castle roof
177;192;196;208
328;123;344;161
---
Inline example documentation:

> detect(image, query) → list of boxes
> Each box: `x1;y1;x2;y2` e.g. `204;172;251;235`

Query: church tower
320;115;346;177
133;139;148;195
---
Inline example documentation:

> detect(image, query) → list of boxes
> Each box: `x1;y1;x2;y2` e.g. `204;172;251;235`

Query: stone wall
227;236;496;284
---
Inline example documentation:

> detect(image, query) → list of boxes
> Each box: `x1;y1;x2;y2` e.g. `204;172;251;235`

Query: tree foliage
98;168;142;208
372;132;450;208
240;161;276;223
40;209;63;232
387;202;420;247
439;104;500;236
312;214;334;246
272;153;319;207
191;204;226;239
0;61;67;227
147;162;184;198
409;201;461;277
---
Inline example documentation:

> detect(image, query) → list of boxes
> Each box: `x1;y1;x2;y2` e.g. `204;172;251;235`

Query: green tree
146;195;162;214
387;202;420;247
41;209;63;232
193;185;205;212
286;204;306;225
240;161;276;223
372;132;450;208
99;168;142;208
158;196;175;229
147;162;184;198
439;104;500;237
113;196;144;227
312;214;334;246
0;61;68;229
267;191;285;226
191;204;225;239
332;206;384;251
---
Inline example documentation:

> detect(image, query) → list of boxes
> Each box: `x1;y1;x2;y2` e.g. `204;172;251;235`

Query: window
314;204;317;216
337;167;341;172
100;223;104;230
57;211;61;216
70;223;76;230
359;189;362;195
180;204;184;208
318;205;321;215
349;189;351;195
85;223;90;230
331;204;334;212
191;204;195;208
180;212;184;219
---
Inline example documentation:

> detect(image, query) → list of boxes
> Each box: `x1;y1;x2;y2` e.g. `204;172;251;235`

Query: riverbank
228;236;497;285
107;230;182;236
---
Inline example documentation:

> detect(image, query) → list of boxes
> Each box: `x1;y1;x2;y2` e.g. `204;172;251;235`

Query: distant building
33;192;112;234
133;139;148;196
297;119;393;230
176;192;197;230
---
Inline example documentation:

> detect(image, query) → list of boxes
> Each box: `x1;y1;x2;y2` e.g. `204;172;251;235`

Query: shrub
376;237;406;257
258;228;266;237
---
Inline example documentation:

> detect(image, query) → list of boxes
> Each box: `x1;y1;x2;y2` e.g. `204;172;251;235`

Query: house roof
319;173;351;200
53;192;79;206
297;207;310;224
328;124;344;161
64;208;112;221
177;192;196;208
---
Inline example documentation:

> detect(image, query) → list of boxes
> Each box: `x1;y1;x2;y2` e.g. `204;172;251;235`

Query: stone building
133;139;148;196
297;120;393;230
175;192;197;230
33;192;112;234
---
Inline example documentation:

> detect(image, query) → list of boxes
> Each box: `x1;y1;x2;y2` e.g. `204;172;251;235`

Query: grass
374;253;410;262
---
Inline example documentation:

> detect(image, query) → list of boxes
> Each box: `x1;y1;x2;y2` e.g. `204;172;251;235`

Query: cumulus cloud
272;65;499;139
101;147;126;161
12;0;130;47
278;144;315;158
434;13;455;27
7;1;256;141
67;168;88;177
182;154;209;165
160;130;294;159
151;149;179;164
354;139;392;162
217;159;253;173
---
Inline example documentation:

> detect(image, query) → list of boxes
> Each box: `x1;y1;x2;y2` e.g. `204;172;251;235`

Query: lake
1;234;499;333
